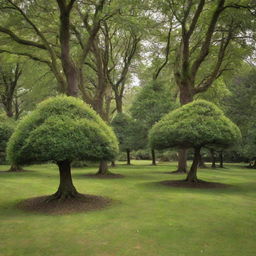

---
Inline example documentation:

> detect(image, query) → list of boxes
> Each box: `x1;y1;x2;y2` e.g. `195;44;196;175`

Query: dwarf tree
7;96;118;200
149;100;241;183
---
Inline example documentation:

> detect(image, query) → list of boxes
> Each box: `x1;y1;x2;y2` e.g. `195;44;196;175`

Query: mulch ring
158;179;232;189
17;194;112;215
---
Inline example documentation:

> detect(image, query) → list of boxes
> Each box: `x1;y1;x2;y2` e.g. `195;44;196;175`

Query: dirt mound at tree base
159;179;231;189
17;194;112;215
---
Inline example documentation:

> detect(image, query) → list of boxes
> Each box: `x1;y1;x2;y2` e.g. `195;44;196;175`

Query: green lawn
0;161;255;256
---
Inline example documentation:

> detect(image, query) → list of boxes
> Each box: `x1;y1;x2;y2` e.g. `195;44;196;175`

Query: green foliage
149;100;241;150
0;114;15;163
224;69;256;160
111;113;135;152
7;96;119;165
130;80;177;150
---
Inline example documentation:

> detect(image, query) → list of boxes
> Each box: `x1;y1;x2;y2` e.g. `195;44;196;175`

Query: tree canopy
7;95;118;165
149;100;241;150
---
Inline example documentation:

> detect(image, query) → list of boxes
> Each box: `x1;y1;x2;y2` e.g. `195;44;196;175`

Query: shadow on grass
74;172;125;179
138;179;234;193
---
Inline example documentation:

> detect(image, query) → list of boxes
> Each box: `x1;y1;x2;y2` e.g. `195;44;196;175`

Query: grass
0;160;256;256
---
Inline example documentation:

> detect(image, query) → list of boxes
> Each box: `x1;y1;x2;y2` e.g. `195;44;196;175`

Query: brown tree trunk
175;86;193;173
111;161;116;167
8;164;24;172
58;0;79;97
48;160;79;201
198;152;207;168
186;147;201;183
116;95;123;113
219;151;224;168
97;160;110;175
151;149;156;166
210;149;216;168
127;149;131;165
175;149;187;173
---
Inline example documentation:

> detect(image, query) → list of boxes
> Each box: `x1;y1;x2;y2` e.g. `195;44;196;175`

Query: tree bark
186;147;201;183
57;0;79;97
219;151;224;168
8;164;24;172
48;160;79;201
115;95;123;113
175;149;187;173
210;149;216;168
111;161;116;167
198;152;207;168
127;149;131;165
175;88;193;173
97;160;110;175
151;149;156;166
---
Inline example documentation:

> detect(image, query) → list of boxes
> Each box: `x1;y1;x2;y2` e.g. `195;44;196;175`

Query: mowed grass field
0;160;256;256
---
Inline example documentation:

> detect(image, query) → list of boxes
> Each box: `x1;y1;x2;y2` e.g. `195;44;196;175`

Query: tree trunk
175;149;187;173
115;95;123;113
176;87;193;172
111;161;116;167
198;152;207;168
48;160;79;201
127;149;131;165
210;149;216;168
186;147;201;183
58;1;79;97
151;149;156;166
219;151;224;168
8;164;24;172
97;160;110;175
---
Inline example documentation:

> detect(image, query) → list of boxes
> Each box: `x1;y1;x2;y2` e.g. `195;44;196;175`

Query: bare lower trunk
198;153;207;168
176;149;187;173
210;149;216;168
219;151;224;168
111;161;116;167
48;160;79;201
8;164;24;172
151;149;156;166
127;149;131;165
176;86;193;173
97;160;110;175
185;147;200;183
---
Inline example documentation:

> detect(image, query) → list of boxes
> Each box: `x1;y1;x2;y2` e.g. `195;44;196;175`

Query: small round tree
7;96;119;200
149;100;241;183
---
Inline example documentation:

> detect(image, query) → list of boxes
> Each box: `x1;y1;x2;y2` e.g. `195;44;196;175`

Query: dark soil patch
17;194;112;215
158;179;231;189
83;172;124;179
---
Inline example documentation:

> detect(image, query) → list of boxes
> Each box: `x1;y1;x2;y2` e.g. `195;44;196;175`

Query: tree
0;113;14;164
156;0;256;173
130;80;177;165
224;68;256;166
111;113;135;165
149;100;241;183
7;96;118;200
0;61;22;118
